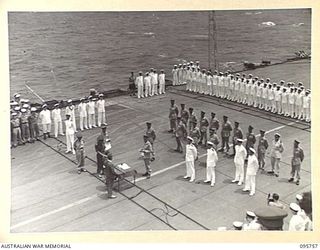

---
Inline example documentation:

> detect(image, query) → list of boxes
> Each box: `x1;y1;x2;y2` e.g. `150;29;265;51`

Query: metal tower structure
208;11;218;71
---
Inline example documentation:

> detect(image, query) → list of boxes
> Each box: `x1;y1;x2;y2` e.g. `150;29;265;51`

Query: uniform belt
13;126;20;128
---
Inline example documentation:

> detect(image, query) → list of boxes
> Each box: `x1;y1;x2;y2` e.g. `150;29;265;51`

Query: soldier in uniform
11;112;23;147
39;104;52;140
231;121;243;157
66;99;77;132
180;103;189;128
184;136;198;182
20;108;31;143
289;140;304;185
175;117;186;153
302;90;311;122
243;148;259;196
296;88;303;119
245;125;256;159
219;115;233;153
189;121;201;148
199;111;209;147
281;88;288;116
274;85;282;114
209;112;219;133
168;99;179;133
74;132;86;174
159;69;166;95
204;141;218;186
269;133;284;177
145;121;156;148
103;152;118;199
128;72;136;96
209;128;220;150
232;139;247;186
52;103;64;138
95;125;110;178
140;135;154;178
188;107;197;133
257;130;269;170
29;107;40;142
144;72;151;97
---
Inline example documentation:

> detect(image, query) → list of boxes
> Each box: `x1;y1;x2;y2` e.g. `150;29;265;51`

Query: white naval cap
274;133;281;137
10;101;18;106
67;99;72;103
31;107;37;112
233;221;243;229
237;138;244;142
207;141;214;146
14;106;21;111
20;108;27;113
11;112;18;116
249;148;256;154
42;104;47;108
187;136;194;142
22;104;29;108
246;211;256;218
290;203;301;212
14;93;21;98
296;194;303;201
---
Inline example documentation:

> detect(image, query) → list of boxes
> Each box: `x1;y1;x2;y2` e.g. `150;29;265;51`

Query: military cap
143;135;149;139
246;211;256;219
209;128;216;132
248;125;253;130
248;74;252;77
22;104;29;109
174;65;177;67
249;148;256;154
76;132;83;138
190;61;194;64
273;83;277;86
80;98;85;102
254;206;288;230
181;103;185;106
306;89;310;93
266;78;270;81
236;73;240;76
150;67;154;70
296;194;303;201
201;111;205;114
99;93;104;97
217;227;227;231
187;136;194;142
235;121;239;125
207;141;214;146
11;112;18;116
146;122;152;125
161;69;164;72
195;61;199;63
14;93;21;98
260;78;264;81
290;203;300;212
294;139;300;144
189;107;194;111
25;99;30;103
254;76;258;79
298;82;303;86
54;103;59;107
106;138;111;142
276;85;280;89
211;112;216;116
42;104;47;108
274;133;281;137
183;63;186;66
300;86;304;89
237;138;244;142
31;107;37;112
67;99;73;103
14;106;21;111
170;99;175;102
177;116;181;120
280;80;285;84
179;64;182;66
260;129;265;134
21;108;27;113
233;221;243;229
20;99;27;103
92;97;98;101
219;72;223;75
223;115;228;119
154;69;157;72
139;71;143;74
10;101;18;106
294;87;298;90
242;73;246;76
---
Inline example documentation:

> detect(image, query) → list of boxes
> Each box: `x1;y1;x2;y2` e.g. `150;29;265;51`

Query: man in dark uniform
95;124;110;178
189;121;201;148
168;99;179;133
289;140;304;185
74;132;86;174
231;121;243;157
180;103;189;128
257;130;269;170
29;107;40;142
11;112;23;147
209;128;220;150
103;152;117;199
209;112;220;132
20;108;31;143
128;72;136;96
219;115;232;153
145;122;156;146
246;125;256;158
199;111;209;147
188;107;197;133
140;135;154;178
175;117;186;153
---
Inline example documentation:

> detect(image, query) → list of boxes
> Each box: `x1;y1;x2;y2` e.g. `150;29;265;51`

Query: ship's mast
208;11;218;71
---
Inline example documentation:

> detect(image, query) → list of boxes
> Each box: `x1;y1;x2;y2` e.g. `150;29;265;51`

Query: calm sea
8;9;311;101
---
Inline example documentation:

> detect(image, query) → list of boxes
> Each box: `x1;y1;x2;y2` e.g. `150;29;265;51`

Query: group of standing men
10;92;106;149
172;61;311;122
129;68;166;99
167;99;305;194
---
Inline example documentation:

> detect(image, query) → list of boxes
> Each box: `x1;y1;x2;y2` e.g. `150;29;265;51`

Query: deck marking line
10;120;296;230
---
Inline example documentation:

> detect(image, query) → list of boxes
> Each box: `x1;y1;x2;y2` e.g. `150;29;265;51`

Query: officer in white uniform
295;88;303;119
204;141;218;186
302;90;311;122
274;85;282;114
243;211;262;230
184;136;198;182
65;99;77;132
78;98;88;131
243;148;259;196
172;65;178;86
52;103;64;138
152;69;159;95
232;138;247;185
159;69;166;95
136;71;144;98
288;203;305;231
39;104;52;140
288;88;295;118
232;221;243;230
96;94;106;127
87;96;96;128
281;88;289;116
65;114;75;154
144;72;151;97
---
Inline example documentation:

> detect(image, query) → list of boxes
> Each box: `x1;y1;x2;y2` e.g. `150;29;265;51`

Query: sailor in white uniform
152;69;159;95
159;69;166;95
288;203;305;231
172;65;178;86
295;88;303;119
87;96;97;128
218;72;224;98
243;148;259;196
233;74;240;102
39;104;52;139
78;98;88;131
274;85;282;114
281;88;289;116
184;136;198;182
96;94;106;126
243;211;262;231
65;99;77;132
177;64;183;85
65;114;75;154
296;194;313;231
255;81;262;108
239;76;246;104
144;72;151;97
302;90;311;122
267;83;274;111
232;138;247;186
204;141;218;186
288;87;295;118
52;103;64;138
212;70;218;97
246;74;253;105
136;71;144;98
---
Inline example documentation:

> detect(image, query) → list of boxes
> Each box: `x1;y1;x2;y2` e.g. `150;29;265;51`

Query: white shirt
281;92;288;103
243;220;261;231
262;87;268;98
40;109;51;124
185;144;197;161
289;214;306;231
270;139;283;159
303;95;310;108
207;75;213;86
96;99;105;112
65;119;75;135
247;154;259;175
212;75;218;85
144;76;151;86
234;145;247;164
135;75;144;86
52;108;62;122
218;76;224;86
159;73;165;85
78;103;87;117
87;101;95;115
274;90;281;101
268;88;274;100
288;92;295;104
256;85;262;97
207;147;218;167
298;209;312;231
151;73;158;85
65;106;75;120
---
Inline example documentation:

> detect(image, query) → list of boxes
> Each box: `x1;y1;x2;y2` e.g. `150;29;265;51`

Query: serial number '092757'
300;244;319;248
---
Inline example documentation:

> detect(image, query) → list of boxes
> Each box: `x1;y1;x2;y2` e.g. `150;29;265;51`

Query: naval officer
243;211;261;231
159;69;166;95
78;98;88;131
168;99;179;133
97;93;106;127
204;141;218;186
52;103;64;138
65;114;75;154
269;133;284;177
232;138;246;186
243;148;259;196
184;136;198;182
39;104;52;140
136;71;144;98
288;203;305;231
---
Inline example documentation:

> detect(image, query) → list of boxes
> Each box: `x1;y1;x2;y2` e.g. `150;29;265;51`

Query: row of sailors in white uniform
135;69;166;98
179;69;310;122
37;95;106;138
172;61;201;86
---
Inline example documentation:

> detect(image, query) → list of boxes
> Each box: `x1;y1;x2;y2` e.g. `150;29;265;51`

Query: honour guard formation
10;61;311;232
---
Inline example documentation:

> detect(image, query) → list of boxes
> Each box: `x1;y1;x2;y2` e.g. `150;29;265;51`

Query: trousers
244;175;256;194
66;133;75;153
159;83;165;94
12;127;22;146
53;120;64;137
97;111;106;126
206;166;216;184
42;123;51;134
79;115;88;130
234;162;244;183
271;157;280;175
186;161;195;181
88;114;96;128
291;164;301;180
